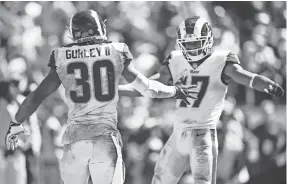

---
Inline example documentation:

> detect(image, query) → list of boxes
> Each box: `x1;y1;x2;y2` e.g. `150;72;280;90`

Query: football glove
5;121;29;151
264;83;284;97
174;85;198;105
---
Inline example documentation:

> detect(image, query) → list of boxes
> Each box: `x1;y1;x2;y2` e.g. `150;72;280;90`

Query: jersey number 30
67;60;115;103
179;76;210;108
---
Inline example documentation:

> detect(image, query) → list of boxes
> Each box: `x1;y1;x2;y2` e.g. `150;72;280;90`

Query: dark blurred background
0;1;285;184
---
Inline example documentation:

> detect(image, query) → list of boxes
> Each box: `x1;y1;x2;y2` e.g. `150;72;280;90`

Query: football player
5;10;198;184
119;16;284;184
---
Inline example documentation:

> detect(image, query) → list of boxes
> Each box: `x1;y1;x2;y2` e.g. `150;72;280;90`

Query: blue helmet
69;9;107;43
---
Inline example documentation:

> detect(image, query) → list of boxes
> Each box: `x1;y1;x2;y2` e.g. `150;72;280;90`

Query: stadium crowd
0;1;285;184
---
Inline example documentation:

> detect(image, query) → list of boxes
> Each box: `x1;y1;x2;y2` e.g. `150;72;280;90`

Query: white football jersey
166;49;239;129
49;42;132;130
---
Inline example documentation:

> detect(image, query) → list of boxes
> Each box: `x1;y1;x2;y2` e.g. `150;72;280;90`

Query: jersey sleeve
226;52;240;65
162;52;172;65
113;43;134;66
47;50;57;69
122;43;133;66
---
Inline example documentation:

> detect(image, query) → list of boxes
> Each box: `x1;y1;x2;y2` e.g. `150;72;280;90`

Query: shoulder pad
163;50;182;65
226;51;240;65
213;49;241;65
170;50;182;57
112;42;133;65
213;49;231;56
112;42;126;53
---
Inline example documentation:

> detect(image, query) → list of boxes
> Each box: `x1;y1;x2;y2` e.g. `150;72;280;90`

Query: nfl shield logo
192;62;198;69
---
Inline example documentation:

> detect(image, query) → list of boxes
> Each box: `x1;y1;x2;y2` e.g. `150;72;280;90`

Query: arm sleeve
47;50;57;69
161;52;173;85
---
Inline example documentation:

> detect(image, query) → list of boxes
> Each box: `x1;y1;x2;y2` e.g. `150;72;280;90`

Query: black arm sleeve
162;52;173;85
122;44;133;67
221;52;241;85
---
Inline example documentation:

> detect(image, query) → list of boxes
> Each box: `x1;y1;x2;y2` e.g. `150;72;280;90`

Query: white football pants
60;133;124;184
152;128;218;184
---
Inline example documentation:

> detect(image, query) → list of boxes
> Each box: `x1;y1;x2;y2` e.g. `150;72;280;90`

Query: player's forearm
147;79;176;98
15;92;42;123
226;64;283;96
118;85;143;97
130;72;176;98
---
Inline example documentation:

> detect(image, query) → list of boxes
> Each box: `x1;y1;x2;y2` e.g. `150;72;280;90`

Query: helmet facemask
177;36;213;61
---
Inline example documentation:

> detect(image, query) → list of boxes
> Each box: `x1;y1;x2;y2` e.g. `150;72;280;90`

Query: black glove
174;85;198;105
265;83;284;97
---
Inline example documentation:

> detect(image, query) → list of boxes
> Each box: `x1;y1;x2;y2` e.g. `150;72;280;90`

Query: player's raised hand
264;83;284;97
174;84;198;105
5;121;30;151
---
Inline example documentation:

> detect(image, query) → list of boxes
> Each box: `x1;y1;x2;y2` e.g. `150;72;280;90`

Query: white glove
5;121;29;151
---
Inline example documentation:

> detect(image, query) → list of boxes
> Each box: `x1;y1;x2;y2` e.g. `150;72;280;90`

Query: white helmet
176;16;214;62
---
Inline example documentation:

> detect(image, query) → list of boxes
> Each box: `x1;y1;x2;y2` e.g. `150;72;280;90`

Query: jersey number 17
179;76;210;108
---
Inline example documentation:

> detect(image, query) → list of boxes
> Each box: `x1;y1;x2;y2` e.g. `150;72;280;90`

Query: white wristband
249;74;258;88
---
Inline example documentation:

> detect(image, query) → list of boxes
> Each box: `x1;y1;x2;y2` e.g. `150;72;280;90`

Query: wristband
249;74;258;88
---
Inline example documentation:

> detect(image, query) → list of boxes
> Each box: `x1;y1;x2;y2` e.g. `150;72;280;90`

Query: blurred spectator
217;119;247;184
0;80;27;184
0;2;285;184
246;100;286;184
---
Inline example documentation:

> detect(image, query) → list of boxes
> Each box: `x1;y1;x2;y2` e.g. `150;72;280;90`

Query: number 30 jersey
165;49;240;129
48;42;132;129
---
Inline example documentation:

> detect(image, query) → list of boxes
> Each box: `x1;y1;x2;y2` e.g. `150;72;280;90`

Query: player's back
166;49;237;129
51;41;129;144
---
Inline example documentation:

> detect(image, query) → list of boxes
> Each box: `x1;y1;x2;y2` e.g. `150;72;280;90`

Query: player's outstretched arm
15;68;61;122
118;84;142;97
5;68;61;150
224;63;284;97
122;63;197;102
119;64;173;97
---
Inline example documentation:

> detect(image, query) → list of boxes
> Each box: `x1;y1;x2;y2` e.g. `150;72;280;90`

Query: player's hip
61;122;121;145
67;112;118;125
172;128;218;143
60;133;124;184
173;118;218;130
62;133;119;160
174;109;222;129
171;128;218;156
